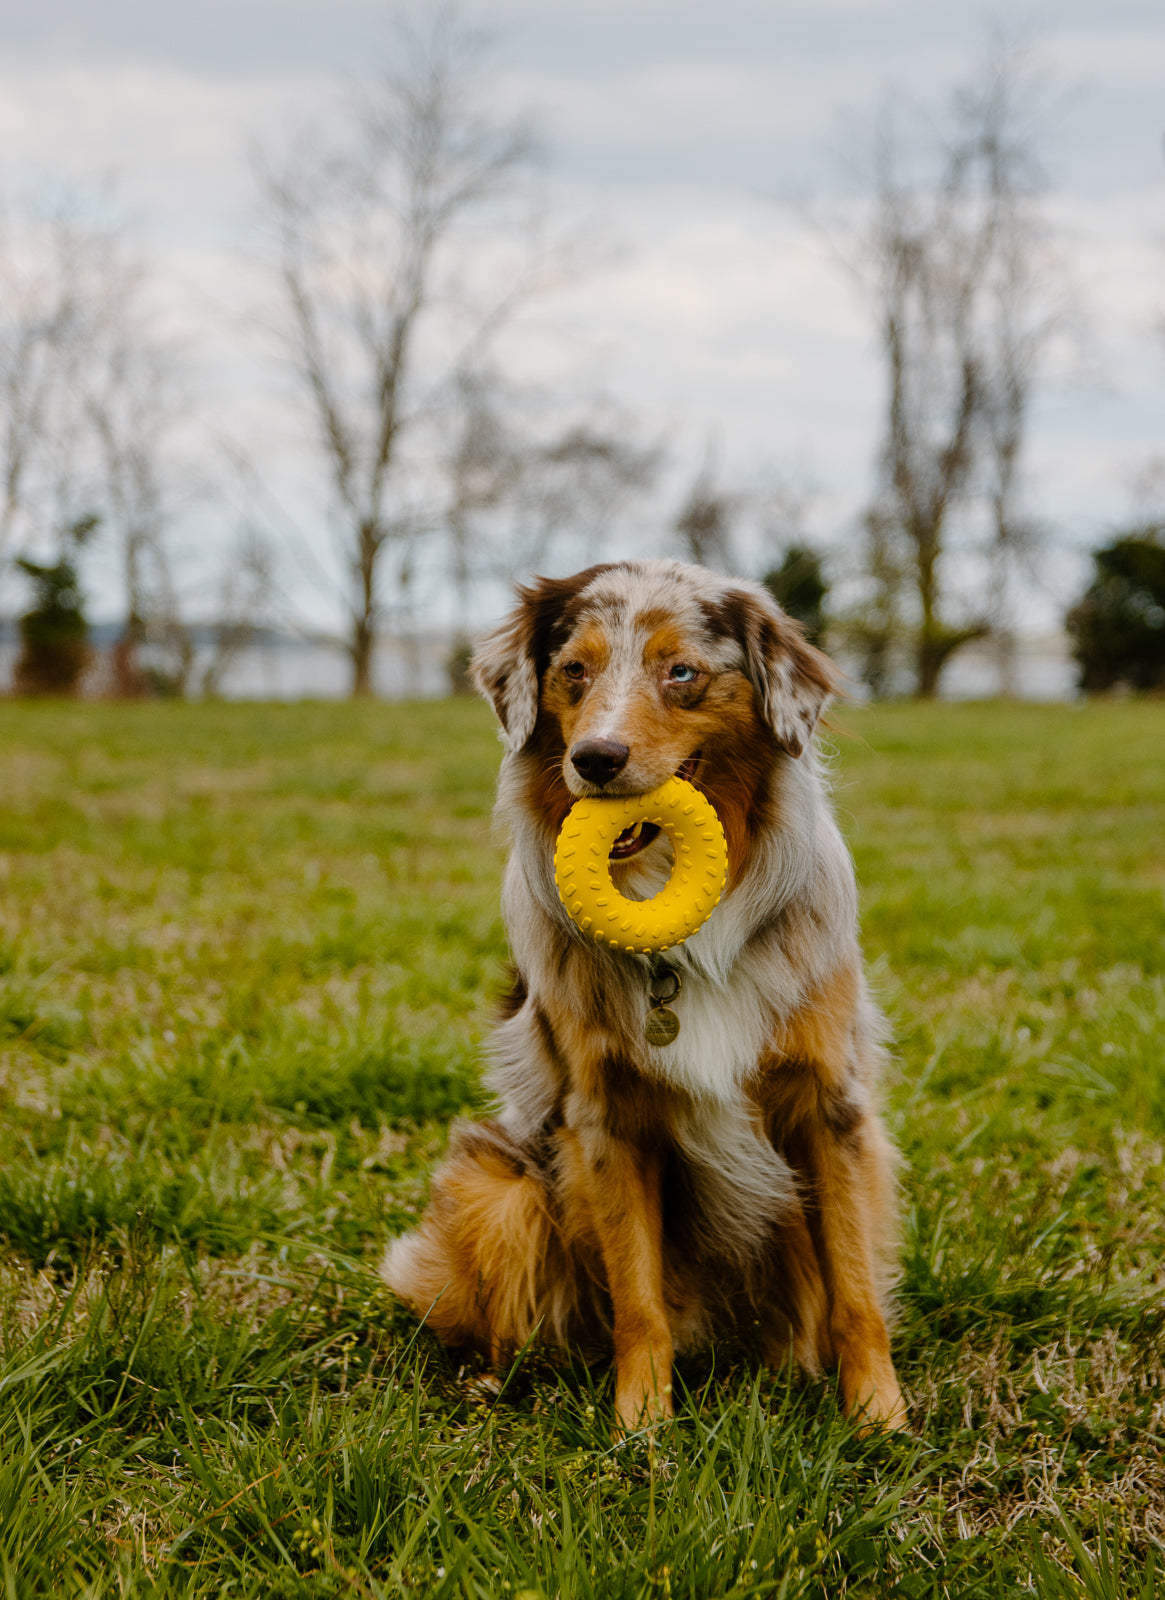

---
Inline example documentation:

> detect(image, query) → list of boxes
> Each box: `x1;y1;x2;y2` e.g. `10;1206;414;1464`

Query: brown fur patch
519;717;576;841
382;1122;558;1358
577;1051;678;1148
769;961;862;1087
691;679;778;880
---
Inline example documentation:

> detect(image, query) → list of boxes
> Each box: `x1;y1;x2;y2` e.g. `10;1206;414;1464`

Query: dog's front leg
764;964;906;1431
566;1120;673;1431
786;1103;906;1431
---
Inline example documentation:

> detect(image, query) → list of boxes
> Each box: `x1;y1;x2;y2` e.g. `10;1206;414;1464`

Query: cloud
0;61;330;227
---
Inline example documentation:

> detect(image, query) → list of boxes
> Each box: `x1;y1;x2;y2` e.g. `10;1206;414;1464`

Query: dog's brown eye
563;661;587;681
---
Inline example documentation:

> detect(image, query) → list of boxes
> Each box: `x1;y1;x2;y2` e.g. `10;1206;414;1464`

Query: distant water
0;633;451;700
195;636;452;699
839;636;1079;703
0;631;1078;702
932;638;1078;702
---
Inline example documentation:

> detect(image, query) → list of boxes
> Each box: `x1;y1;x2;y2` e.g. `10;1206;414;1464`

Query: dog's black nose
570;737;630;785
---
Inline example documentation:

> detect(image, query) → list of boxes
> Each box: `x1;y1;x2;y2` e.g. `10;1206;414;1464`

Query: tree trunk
350;620;374;697
915;629;944;699
995;625;1019;699
350;520;379;698
111;610;147;698
914;524;942;698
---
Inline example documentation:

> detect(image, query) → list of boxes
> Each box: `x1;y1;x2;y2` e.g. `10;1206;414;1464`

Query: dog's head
472;560;841;864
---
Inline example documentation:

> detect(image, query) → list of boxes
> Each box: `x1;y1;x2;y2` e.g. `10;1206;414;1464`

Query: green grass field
0;697;1162;1598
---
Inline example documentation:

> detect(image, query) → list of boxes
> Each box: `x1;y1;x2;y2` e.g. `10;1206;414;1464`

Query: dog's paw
465;1370;504;1405
840;1359;909;1434
614;1381;674;1437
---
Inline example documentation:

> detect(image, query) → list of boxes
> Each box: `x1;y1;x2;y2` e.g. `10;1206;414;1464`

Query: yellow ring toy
553;776;728;954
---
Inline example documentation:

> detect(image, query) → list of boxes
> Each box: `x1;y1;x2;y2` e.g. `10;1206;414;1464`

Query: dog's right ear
701;583;842;758
471;567;611;752
470;600;541;752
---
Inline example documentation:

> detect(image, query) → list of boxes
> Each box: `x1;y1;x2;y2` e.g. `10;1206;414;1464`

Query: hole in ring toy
553;776;728;955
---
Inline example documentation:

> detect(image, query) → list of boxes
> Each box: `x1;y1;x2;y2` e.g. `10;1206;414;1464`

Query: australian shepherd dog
383;559;906;1432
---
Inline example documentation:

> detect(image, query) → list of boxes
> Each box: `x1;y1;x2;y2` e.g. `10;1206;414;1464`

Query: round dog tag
645;1005;681;1047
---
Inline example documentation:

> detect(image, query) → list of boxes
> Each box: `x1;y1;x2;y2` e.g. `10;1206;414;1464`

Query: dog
383;559;906;1432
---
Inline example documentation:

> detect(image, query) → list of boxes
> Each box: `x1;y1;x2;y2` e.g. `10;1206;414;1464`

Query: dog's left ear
471;568;610;752
471;600;541;752
720;586;842;757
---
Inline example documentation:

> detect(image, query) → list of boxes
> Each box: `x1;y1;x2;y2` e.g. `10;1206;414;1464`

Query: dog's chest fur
640;941;773;1103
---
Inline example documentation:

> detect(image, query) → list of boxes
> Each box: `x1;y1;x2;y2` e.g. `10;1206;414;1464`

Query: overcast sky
1;1;1163;628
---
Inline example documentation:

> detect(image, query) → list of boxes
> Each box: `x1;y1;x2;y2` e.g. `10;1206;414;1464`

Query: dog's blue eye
669;664;697;683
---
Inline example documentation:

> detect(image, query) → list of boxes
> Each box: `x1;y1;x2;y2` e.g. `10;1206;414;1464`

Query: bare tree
258;7;547;696
861;111;990;696
969;53;1070;694
0;192;267;699
0;203;113;588
842;40;1065;696
91;327;275;701
0;196;204;694
83;247;192;694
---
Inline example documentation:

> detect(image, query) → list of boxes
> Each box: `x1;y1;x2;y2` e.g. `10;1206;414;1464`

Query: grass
0;695;1161;1597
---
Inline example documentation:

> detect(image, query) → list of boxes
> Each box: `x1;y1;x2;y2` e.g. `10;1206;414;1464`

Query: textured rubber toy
553;776;728;954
